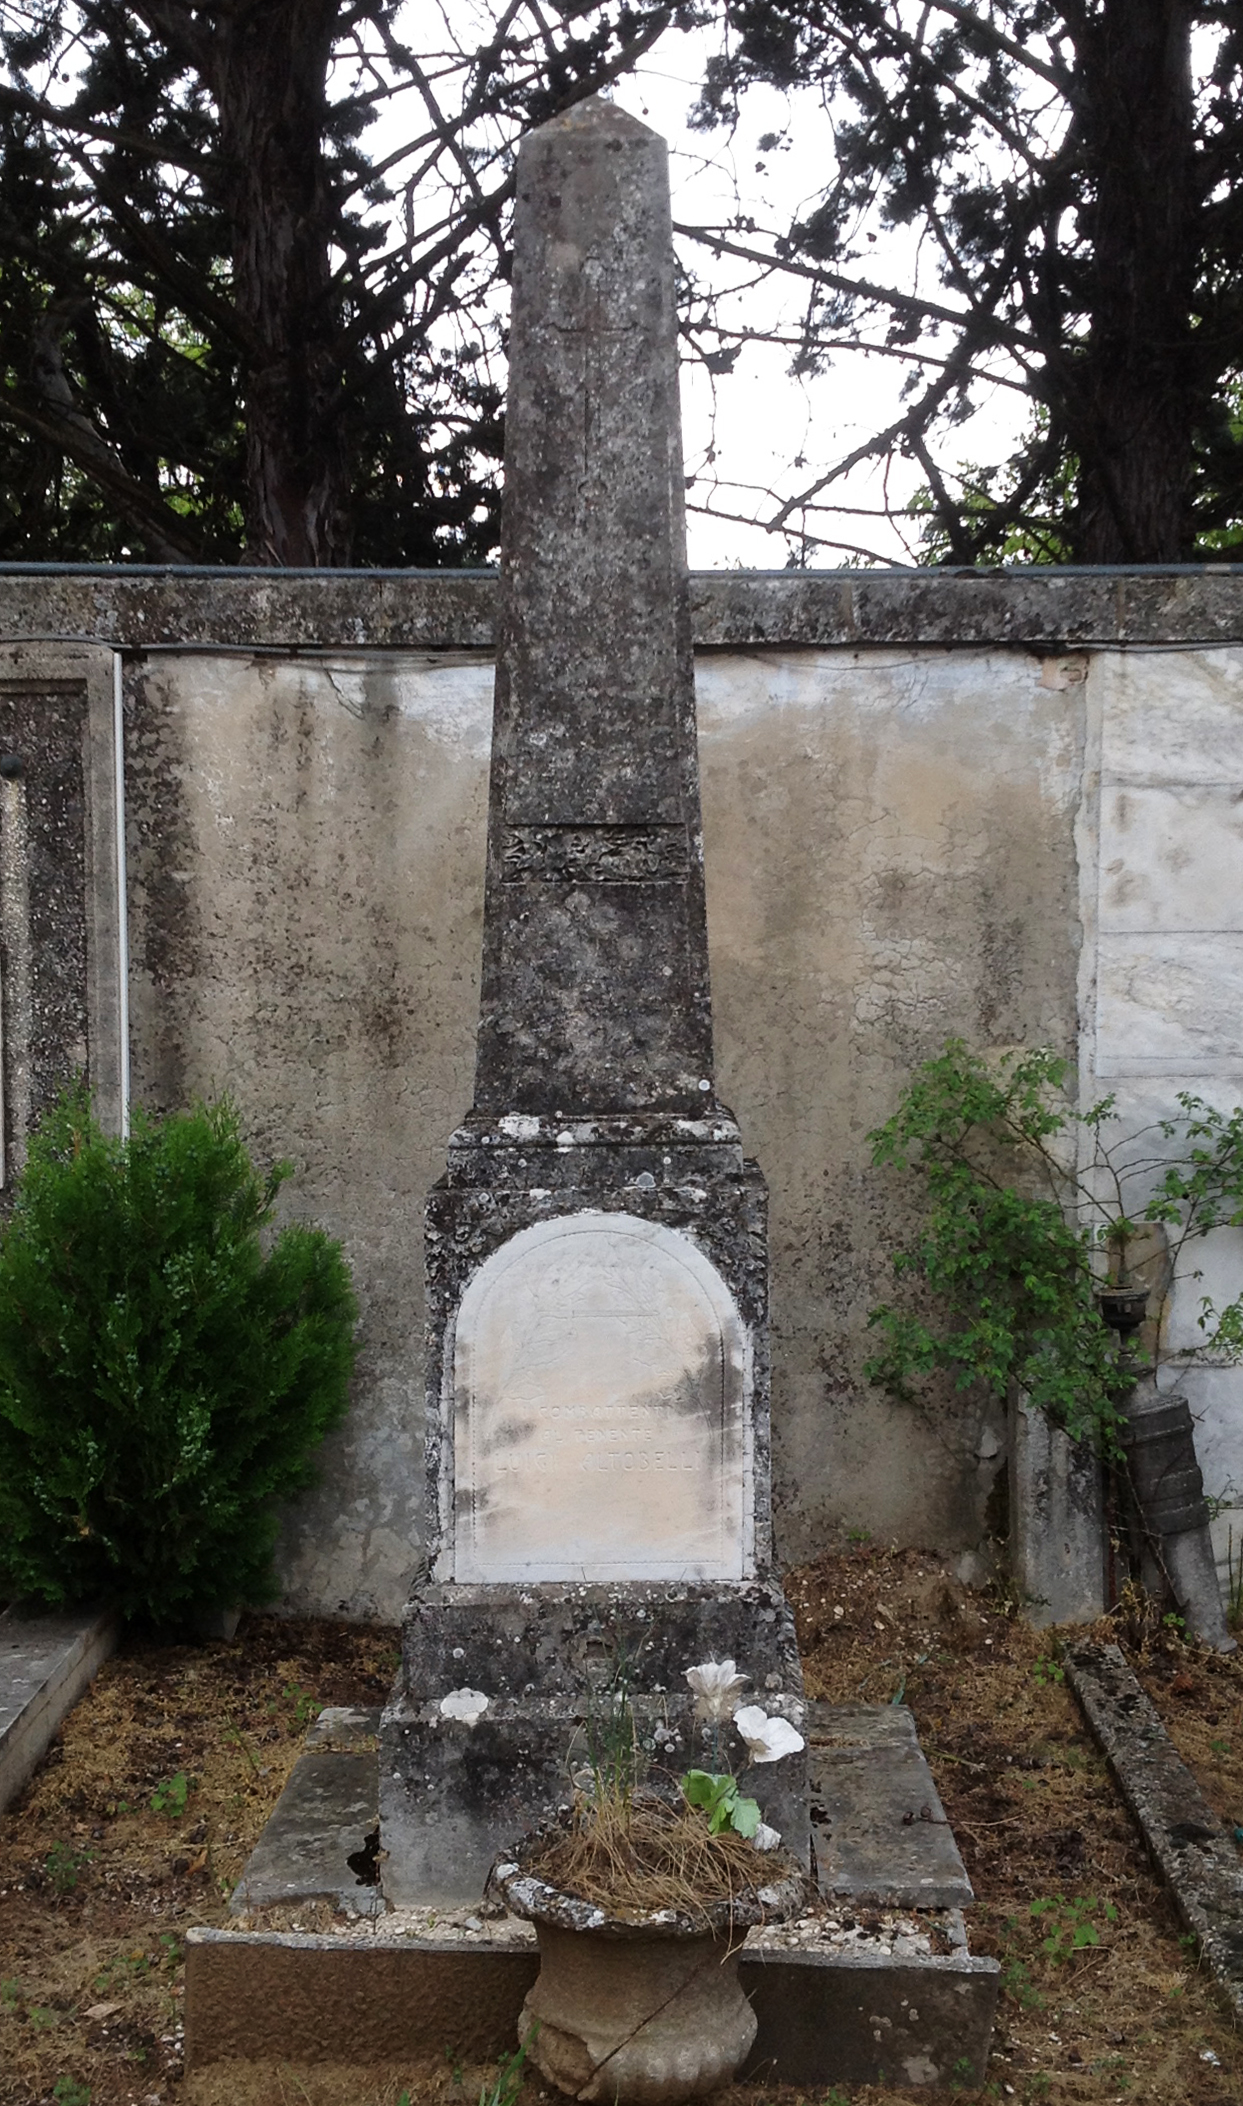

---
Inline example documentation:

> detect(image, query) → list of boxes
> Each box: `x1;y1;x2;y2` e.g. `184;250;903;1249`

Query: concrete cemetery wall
2;569;1241;1619
1080;648;1243;1589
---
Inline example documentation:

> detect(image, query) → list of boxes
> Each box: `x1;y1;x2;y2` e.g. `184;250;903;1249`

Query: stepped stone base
194;1699;998;2089
186;1922;999;2089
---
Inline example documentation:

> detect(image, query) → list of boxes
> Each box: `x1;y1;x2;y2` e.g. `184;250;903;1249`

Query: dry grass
788;1542;1243;2105
517;1789;795;1924
0;1613;399;2106
2;1557;1242;2105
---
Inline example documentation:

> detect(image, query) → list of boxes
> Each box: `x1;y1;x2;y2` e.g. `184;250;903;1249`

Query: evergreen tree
689;1;1243;562
0;1;676;563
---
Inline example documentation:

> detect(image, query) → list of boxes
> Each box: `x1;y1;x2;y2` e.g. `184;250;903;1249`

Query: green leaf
728;1793;761;1838
682;1769;739;1833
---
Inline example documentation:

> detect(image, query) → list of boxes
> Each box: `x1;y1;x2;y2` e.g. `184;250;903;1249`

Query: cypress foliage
0;1088;357;1630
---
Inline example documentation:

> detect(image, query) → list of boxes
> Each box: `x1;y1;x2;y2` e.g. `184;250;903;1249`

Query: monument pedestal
380;1111;802;1906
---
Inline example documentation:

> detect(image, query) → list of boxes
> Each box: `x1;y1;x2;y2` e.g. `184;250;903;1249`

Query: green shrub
865;1038;1243;1453
0;1088;357;1629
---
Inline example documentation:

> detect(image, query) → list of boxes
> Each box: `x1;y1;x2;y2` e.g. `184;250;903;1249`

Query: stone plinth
381;1580;806;1905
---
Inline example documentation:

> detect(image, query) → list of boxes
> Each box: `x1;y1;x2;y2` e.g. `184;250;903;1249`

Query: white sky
364;8;1032;569
605;25;1027;568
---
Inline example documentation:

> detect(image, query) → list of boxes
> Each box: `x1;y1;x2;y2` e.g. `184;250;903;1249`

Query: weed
1030;1893;1118;1961
1;1977;20;2009
150;1772;193;1819
283;1681;321;1724
1210;1737;1231;1756
478;2026;538;2106
45;1841;92;1894
846;1527;872;1545
1032;1651;1064;1686
224;1714;263;1777
52;2080;90;2106
1001;1957;1044;2009
28;2005;60;2030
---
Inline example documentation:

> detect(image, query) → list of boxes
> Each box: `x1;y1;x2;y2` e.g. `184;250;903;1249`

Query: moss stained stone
379;100;801;1907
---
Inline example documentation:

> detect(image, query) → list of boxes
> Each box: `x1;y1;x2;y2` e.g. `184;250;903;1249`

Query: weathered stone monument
188;103;998;2085
378;96;806;1904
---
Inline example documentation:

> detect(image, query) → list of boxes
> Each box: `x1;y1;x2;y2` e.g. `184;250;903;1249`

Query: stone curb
183;1923;1000;2087
0;1602;119;1814
1063;1640;1243;2023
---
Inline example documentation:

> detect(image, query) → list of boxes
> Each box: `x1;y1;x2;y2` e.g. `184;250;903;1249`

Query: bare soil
1;1552;1241;2106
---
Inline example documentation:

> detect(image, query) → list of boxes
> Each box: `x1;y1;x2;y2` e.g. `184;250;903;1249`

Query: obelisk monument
379;97;805;1904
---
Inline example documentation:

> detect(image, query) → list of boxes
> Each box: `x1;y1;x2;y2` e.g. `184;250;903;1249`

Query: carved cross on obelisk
379;97;805;1909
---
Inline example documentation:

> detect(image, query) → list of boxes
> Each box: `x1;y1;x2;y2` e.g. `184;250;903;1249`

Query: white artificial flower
753;1822;782;1852
439;1687;489;1724
733;1705;805;1764
685;1658;749;1722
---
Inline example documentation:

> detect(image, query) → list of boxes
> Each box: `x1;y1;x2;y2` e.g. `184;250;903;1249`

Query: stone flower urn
488;1839;805;2106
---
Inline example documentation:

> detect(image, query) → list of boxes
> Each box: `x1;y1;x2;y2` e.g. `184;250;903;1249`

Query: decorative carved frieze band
501;823;689;883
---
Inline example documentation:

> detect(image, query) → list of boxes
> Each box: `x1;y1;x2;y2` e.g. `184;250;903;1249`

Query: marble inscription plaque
452;1212;749;1583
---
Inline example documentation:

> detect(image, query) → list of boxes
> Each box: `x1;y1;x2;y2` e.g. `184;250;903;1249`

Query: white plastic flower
685;1659;749;1722
439;1687;489;1724
753;1822;783;1852
733;1705;805;1764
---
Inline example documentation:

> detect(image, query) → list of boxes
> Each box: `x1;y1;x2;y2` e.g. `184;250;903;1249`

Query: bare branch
673;222;1034;350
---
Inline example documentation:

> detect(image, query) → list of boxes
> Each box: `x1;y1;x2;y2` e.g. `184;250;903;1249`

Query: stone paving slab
0;1602;118;1814
229;1750;383;1917
233;1701;974;1918
808;1701;974;1909
1065;1640;1243;2022
230;1706;382;1916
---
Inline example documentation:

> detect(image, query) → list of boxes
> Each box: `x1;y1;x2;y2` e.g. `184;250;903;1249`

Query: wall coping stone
3;565;1243;650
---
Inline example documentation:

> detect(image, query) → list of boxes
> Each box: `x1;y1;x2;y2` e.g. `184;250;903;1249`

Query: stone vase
489;1839;805;2105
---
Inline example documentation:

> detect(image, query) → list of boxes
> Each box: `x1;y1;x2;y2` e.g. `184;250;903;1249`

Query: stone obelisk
379;97;804;1906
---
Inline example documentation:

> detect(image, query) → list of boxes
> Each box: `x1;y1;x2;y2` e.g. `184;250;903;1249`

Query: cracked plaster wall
121;641;1085;1618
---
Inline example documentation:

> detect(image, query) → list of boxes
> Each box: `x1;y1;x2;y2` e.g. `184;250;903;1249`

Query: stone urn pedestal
489;1846;805;2105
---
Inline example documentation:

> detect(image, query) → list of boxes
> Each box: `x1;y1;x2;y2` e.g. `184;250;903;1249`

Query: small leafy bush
0;1088;357;1630
149;1773;193;1819
865;1039;1243;1451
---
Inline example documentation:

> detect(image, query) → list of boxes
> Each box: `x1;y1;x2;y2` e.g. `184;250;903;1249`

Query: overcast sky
365;7;1033;570
602;25;1028;569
